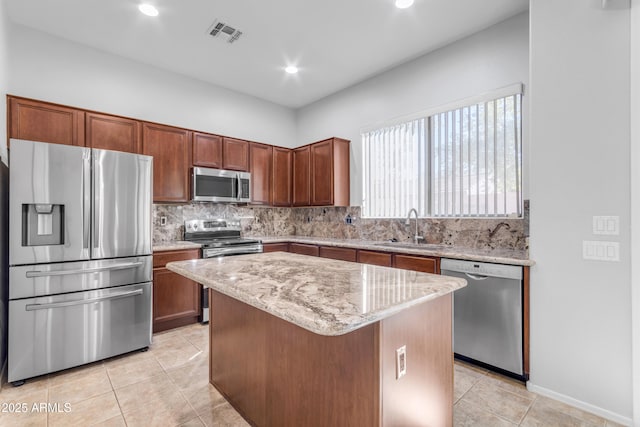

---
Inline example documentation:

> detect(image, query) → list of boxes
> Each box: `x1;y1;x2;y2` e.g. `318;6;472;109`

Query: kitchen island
167;252;466;427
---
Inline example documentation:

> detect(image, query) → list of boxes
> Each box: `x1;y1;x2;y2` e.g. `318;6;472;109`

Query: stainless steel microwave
192;167;251;203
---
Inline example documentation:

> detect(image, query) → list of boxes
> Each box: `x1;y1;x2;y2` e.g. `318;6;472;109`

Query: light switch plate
583;240;620;262
593;216;619;235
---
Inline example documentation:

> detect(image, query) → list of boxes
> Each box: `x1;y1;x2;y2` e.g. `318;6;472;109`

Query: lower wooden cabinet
289;243;320;257
393;254;439;274
357;250;393;267
263;242;289;253
319;246;357;262
153;249;201;333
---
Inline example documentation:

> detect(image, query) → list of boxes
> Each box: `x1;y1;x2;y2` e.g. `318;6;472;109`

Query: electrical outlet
396;345;407;379
160;216;167;226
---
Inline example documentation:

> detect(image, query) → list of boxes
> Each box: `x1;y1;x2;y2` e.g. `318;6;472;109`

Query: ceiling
6;0;529;109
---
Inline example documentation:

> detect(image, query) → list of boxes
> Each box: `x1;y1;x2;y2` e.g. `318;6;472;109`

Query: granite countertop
257;236;534;266
153;240;202;252
166;252;467;336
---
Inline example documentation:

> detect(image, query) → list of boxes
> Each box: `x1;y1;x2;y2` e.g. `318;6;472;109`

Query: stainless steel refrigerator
8;139;153;385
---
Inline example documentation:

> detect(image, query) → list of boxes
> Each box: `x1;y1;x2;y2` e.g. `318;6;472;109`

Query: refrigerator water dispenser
22;203;65;246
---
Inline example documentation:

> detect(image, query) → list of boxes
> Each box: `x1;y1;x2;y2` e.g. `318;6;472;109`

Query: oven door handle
25;261;144;278
25;289;144;311
204;247;262;257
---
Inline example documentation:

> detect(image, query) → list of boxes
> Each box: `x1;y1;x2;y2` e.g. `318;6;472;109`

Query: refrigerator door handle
25;289;144;311
25;261;144;278
82;151;91;250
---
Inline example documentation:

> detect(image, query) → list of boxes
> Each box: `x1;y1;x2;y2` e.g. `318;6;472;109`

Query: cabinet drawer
263;243;289;253
393;254;439;274
319;246;357;262
289;243;320;257
357;250;392;267
153;249;200;268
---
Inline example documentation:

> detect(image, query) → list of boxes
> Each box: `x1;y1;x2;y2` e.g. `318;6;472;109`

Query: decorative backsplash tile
153;201;529;252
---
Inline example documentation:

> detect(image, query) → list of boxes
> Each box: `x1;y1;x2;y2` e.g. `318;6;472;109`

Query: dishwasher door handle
465;272;489;281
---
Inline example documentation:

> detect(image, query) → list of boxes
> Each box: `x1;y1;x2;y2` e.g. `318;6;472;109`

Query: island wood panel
192;132;223;168
210;290;380;427
86;112;141;153
272;147;292;206
222;137;249;171
319;246;357;262
262;242;289;253
9;96;85;147
357;250;392;267
289;243;319;257
153;249;201;333
292;145;310;206
249;142;272;205
393;254;439;274
142;123;192;202
380;294;453;427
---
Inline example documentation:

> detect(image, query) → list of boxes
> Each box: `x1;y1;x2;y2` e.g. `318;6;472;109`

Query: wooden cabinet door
9;96;85;147
222;137;249;171
292;146;310;206
289;243;319;257
152;268;201;333
263;243;289;253
142;123;192;202
86;112;141;153
357;250;392;267
319;246;357;262
193;132;223;168
272;147;292;206
393;255;439;274
250;142;272;205
310;139;334;206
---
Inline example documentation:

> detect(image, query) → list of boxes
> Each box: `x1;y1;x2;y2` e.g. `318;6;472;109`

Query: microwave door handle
236;174;242;201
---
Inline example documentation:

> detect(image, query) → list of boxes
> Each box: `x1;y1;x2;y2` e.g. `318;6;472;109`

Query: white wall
296;12;529;206
529;0;632;423
630;0;640;424
7;24;298;148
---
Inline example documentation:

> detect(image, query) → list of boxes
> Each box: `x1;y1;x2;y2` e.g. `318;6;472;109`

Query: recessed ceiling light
395;0;414;9
285;66;298;74
138;4;159;17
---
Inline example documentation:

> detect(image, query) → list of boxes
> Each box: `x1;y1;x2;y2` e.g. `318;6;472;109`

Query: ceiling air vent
208;20;243;44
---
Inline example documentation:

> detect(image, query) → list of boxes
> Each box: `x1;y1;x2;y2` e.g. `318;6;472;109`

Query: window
362;87;522;218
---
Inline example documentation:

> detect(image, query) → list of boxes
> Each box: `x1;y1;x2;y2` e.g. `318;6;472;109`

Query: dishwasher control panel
440;258;522;280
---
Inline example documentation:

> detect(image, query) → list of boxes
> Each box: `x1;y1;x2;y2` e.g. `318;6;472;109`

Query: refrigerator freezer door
9;139;91;266
92;149;152;259
8;282;152;383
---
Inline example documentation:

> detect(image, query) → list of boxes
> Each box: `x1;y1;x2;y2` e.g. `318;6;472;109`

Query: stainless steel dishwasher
441;258;524;379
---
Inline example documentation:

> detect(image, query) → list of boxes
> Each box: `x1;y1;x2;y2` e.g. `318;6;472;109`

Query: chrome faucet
405;208;424;244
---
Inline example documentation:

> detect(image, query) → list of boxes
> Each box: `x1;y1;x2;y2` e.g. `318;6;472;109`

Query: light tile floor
0;323;625;426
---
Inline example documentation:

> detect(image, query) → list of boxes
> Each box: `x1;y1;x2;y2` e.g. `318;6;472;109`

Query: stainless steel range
184;218;262;322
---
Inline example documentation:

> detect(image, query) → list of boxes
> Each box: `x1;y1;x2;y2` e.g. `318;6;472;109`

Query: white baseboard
526;382;633;426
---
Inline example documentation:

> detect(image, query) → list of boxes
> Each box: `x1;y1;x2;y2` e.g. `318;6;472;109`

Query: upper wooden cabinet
142;122;192;203
310;138;350;206
292;145;311;206
250;142;272;205
86;112;141;153
222;137;249;171
8;96;85;147
272;147;292;206
193;132;223;168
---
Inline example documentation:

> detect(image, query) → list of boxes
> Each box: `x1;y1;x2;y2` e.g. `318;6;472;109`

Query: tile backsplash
154;201;529;252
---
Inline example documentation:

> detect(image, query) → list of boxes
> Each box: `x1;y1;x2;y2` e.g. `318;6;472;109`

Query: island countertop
166;252;466;336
